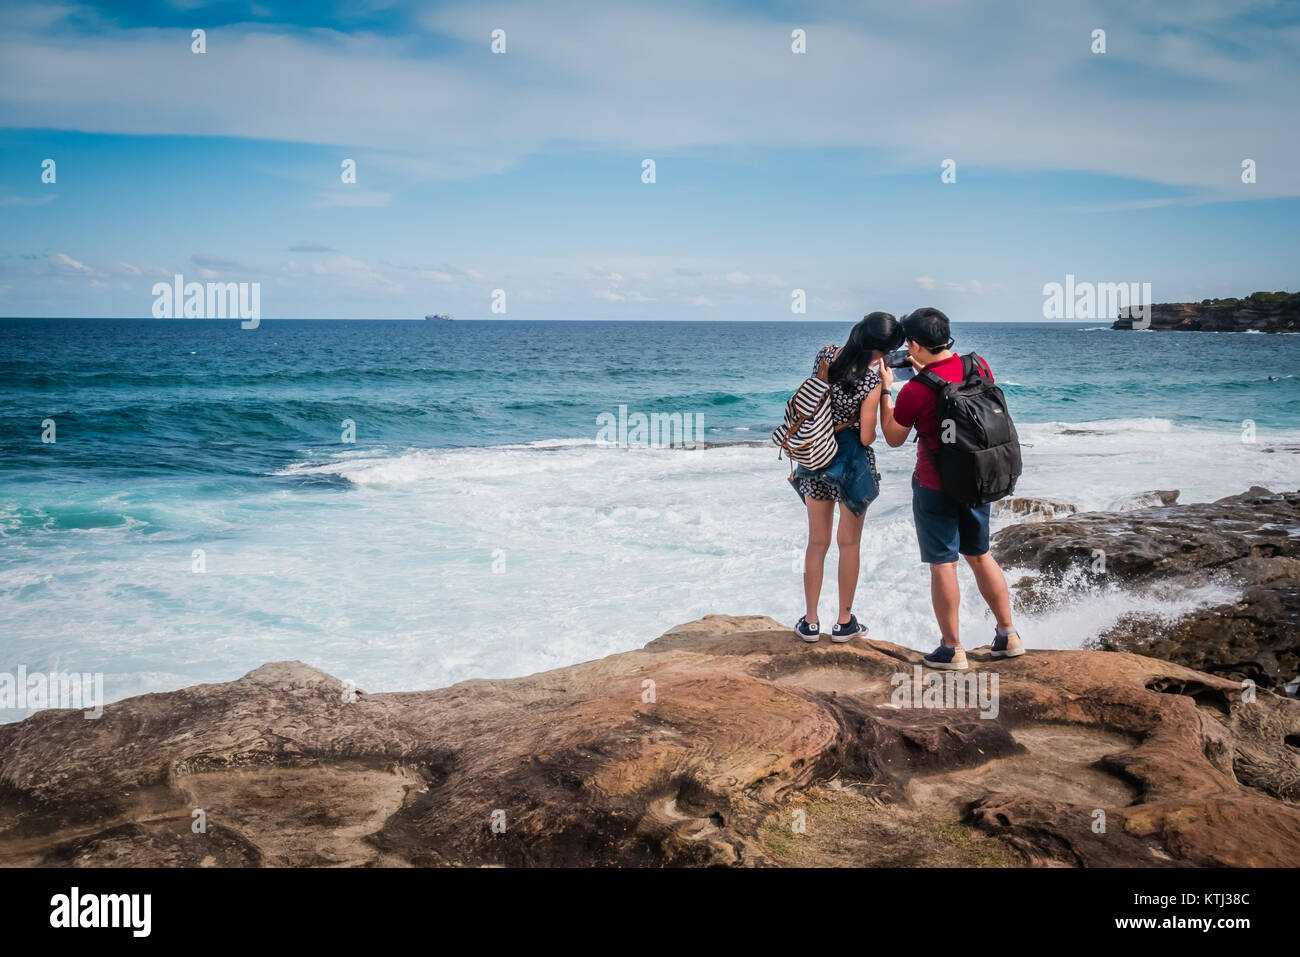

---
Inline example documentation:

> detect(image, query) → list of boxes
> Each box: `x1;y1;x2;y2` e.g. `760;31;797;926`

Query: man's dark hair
901;307;953;351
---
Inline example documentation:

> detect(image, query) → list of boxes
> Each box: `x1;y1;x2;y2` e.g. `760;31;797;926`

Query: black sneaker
922;643;968;670
794;616;820;643
990;629;1026;658
830;615;867;643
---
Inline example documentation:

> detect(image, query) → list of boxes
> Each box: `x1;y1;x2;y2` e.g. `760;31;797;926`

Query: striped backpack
772;375;838;472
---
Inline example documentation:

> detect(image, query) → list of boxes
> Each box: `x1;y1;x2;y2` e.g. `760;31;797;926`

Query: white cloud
0;193;56;206
192;253;255;273
594;287;656;303
46;252;93;275
312;190;393;208
939;279;1001;295
1;1;1295;196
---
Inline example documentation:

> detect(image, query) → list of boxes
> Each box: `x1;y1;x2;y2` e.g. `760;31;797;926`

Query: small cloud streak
312;191;393;208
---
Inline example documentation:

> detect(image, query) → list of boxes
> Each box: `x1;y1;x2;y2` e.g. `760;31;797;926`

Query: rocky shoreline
1;489;1298;868
1112;291;1299;332
993;487;1300;694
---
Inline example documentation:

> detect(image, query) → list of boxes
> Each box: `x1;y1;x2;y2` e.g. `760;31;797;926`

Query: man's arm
880;390;912;447
876;364;914;447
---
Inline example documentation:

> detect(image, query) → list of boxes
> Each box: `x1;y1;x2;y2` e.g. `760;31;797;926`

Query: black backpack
915;354;1021;506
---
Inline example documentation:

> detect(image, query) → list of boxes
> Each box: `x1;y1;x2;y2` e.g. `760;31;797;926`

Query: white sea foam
3;419;1297;715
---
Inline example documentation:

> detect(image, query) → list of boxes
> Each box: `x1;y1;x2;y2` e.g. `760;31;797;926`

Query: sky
1;0;1297;321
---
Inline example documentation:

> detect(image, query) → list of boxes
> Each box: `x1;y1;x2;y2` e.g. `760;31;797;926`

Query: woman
791;312;903;643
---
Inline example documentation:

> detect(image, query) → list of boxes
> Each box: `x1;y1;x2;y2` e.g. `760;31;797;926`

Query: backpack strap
914;369;948;395
918;354;986;392
965;353;992;381
914;359;966;479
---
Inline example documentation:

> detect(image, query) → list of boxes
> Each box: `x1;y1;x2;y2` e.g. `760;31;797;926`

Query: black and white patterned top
797;345;882;502
813;344;882;430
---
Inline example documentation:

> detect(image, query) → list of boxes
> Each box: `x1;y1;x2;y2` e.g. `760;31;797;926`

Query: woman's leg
835;503;865;623
804;498;834;623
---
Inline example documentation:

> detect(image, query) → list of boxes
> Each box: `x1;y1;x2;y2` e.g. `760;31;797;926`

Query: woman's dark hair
829;311;902;388
900;307;953;351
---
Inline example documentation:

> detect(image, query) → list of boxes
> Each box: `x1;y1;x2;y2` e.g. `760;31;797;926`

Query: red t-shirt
892;353;992;490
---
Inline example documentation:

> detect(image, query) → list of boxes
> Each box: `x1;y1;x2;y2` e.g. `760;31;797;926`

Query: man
878;307;1024;670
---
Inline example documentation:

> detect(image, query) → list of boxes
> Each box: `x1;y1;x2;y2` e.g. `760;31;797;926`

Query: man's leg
964;552;1013;629
912;478;962;646
929;561;962;645
913;479;971;670
956;501;1016;634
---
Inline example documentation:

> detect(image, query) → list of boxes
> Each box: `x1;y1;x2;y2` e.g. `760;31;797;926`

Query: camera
883;348;916;382
884;348;912;368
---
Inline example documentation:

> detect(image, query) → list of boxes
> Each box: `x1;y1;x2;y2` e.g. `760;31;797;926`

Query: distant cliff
1113;291;1299;332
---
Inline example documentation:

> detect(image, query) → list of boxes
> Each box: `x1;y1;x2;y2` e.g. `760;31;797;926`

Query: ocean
2;318;1298;718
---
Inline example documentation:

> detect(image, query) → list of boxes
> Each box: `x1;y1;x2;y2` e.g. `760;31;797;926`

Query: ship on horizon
425;313;453;321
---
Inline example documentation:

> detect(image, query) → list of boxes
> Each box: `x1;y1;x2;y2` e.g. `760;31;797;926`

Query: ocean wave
0;503;154;535
7;419;1300;711
1;365;492;390
275;438;772;486
1034;416;1175;435
271;416;1300;496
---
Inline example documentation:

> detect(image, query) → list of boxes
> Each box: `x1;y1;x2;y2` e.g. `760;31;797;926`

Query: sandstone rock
992;497;1077;523
993;488;1300;690
993;489;1296;582
1;615;1297;867
1112;292;1300;333
1096;579;1300;689
1213;485;1277;506
1108;489;1179;511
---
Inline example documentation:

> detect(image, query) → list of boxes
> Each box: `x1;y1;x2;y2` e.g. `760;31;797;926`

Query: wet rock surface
994;487;1300;690
992;497;1078;522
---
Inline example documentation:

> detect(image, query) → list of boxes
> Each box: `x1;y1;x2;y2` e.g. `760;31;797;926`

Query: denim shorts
791;431;880;518
911;475;991;564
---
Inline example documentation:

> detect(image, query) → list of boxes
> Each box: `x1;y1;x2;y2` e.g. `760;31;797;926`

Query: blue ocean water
2;318;1298;717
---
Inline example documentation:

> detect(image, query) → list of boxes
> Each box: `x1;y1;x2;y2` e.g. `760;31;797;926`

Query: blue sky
1;0;1297;320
